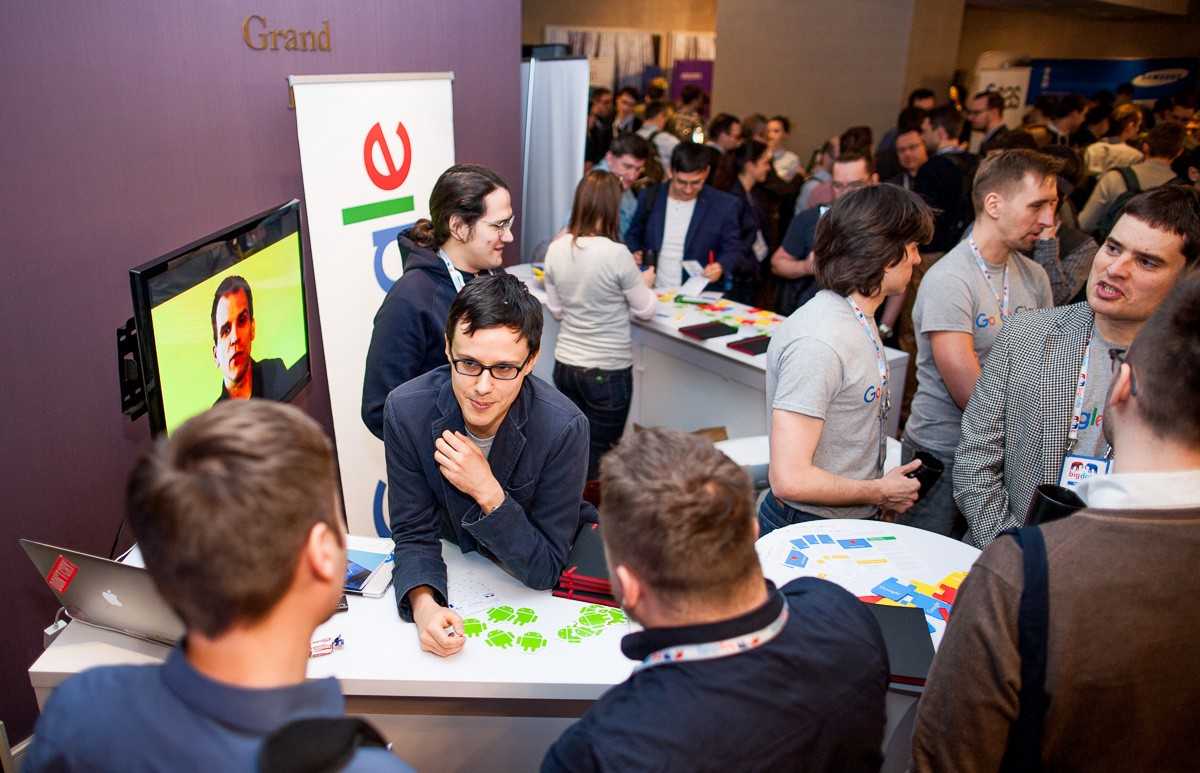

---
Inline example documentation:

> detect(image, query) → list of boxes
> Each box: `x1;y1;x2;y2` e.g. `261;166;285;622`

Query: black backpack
1093;166;1141;241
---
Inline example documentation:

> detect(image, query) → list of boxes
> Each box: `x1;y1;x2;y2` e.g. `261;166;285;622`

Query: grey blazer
954;302;1094;546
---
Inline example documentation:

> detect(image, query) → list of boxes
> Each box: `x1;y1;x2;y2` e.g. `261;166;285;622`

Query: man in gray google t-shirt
904;151;1058;536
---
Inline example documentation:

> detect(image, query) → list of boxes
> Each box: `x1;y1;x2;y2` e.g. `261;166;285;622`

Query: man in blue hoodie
361;165;512;439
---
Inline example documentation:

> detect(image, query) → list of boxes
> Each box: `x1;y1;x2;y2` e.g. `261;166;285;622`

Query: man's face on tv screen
213;289;255;386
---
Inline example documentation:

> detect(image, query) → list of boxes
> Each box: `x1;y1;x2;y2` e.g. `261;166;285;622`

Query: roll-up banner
291;72;455;536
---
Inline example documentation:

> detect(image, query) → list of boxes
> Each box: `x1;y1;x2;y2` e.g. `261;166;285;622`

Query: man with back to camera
770;151;877;316
759;185;931;534
635;100;680;173
915;105;978;254
384;274;594;657
542;428;890;773
1045;93;1087;147
967;90;1010;156
624;141;740;291
211;275;288;404
1078;122;1185;236
24;400;412;772
912;273;1200;773
902;150;1058;537
954;185;1200;547
593;133;652;241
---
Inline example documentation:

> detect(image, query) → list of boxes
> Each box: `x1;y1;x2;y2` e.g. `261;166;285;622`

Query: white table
755;520;981;761
508;263;910;439
715;435;902;492
29;536;635;772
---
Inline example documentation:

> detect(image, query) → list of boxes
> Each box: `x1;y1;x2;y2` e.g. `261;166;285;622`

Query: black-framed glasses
1108;348;1137;395
451;352;532;380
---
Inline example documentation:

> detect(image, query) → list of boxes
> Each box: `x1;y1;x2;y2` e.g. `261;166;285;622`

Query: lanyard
438;249;467;293
1066;325;1114;458
968;236;1010;320
634;595;789;672
845;296;889;473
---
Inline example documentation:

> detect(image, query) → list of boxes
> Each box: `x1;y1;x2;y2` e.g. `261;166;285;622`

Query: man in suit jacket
954;186;1200;546
968;90;1010;157
384;274;595;655
625;141;743;291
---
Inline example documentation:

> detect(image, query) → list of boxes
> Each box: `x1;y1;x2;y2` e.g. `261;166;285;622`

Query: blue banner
1027;57;1198;103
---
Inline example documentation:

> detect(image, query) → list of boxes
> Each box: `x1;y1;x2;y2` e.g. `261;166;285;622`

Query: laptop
21;539;184;647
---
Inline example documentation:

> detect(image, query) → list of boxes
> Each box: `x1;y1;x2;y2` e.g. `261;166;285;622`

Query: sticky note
789;539;810;550
803;535;821;545
856;558;889;565
817;535;834;544
873;577;915;601
784;550;809;569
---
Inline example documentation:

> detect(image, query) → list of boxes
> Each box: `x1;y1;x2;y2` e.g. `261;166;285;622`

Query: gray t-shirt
465;427;495;460
766;290;888;519
1074;327;1121;458
545;235;644;370
905;239;1053;457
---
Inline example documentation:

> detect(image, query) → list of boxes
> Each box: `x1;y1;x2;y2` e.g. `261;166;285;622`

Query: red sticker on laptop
46;555;79;594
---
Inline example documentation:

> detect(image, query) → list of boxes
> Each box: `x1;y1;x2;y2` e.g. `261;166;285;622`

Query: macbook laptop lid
21;539;184;647
863;602;936;691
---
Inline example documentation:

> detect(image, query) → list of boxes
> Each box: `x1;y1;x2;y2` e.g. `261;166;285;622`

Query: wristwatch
878;323;893;338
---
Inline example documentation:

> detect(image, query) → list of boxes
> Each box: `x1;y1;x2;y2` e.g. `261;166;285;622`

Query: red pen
707;249;715;265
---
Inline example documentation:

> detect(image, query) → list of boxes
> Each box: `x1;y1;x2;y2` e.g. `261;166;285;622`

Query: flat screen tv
129;200;310;435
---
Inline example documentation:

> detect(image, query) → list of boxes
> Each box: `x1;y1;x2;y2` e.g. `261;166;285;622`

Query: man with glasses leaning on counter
383;274;595;657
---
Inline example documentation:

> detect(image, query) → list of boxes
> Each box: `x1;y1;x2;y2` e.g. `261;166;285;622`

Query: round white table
756;520;980;649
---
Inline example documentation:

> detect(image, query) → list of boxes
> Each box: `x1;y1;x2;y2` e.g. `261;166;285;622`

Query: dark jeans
553;362;633;480
758;491;824;537
898;438;966;539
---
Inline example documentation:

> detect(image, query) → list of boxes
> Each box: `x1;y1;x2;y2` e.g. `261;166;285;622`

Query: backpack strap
1000;526;1050;773
1117;165;1141;195
258;717;390;773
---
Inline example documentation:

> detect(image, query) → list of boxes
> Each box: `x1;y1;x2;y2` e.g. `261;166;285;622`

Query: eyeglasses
482;216;516;235
1108;348;1137;395
831;180;869;192
451;351;532;381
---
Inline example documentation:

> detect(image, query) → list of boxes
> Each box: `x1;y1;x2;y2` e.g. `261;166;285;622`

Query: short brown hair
1128;271;1200;445
813;184;933;297
567;170;622;244
1110;103;1142;134
971;149;1064;213
126;400;342;637
1146;121;1186;160
599;428;759;603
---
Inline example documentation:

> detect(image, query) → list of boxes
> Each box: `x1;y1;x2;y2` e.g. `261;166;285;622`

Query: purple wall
0;0;521;740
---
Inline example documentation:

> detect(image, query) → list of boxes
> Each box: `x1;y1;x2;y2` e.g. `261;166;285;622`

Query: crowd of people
24;79;1200;772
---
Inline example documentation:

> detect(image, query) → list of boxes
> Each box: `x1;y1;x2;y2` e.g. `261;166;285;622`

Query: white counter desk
508;263;910;439
29;536;635;772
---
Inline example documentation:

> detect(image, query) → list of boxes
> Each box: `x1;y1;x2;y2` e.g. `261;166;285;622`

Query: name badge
1058;453;1112;489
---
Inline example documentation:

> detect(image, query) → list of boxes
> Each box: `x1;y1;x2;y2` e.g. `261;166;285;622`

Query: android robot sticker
485;629;515;649
518;632;548;652
487;605;516;623
513;607;538;625
462;618;486;637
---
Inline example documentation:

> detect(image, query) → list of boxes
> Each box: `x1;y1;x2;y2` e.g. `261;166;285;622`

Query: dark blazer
625;183;743;279
979;124;1011;156
954;302;1094;547
384;366;594;620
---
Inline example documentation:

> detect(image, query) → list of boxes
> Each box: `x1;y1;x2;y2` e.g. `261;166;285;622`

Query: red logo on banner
363;121;412;191
46;555;79;595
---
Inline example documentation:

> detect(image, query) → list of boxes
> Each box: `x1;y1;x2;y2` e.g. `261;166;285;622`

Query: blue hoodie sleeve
362;287;436;440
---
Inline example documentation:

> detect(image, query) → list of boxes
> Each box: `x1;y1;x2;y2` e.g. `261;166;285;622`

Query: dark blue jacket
23;647;411;772
384;366;594;621
542;578;889;773
361;235;488;440
625;183;744;281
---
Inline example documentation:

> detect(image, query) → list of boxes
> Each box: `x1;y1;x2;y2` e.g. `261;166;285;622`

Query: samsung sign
1027;57;1198;103
1132;68;1189;88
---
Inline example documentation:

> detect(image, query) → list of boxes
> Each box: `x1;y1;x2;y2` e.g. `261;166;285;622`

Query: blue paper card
872;577;914;601
789;539;810;550
803;535;821;545
817;534;834;544
838;538;871;549
784;549;809;569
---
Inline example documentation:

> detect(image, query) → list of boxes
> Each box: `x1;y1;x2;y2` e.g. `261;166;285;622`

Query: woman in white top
766;115;802;182
544;170;657;479
1083;103;1144;176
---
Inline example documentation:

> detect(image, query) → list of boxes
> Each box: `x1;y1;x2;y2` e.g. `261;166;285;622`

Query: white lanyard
846;296;889;473
968;236;1010;319
438;249;467;293
1066;326;1114;458
634;595;789;672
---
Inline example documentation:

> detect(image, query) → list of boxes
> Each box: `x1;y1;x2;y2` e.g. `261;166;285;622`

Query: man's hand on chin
434;430;505;513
